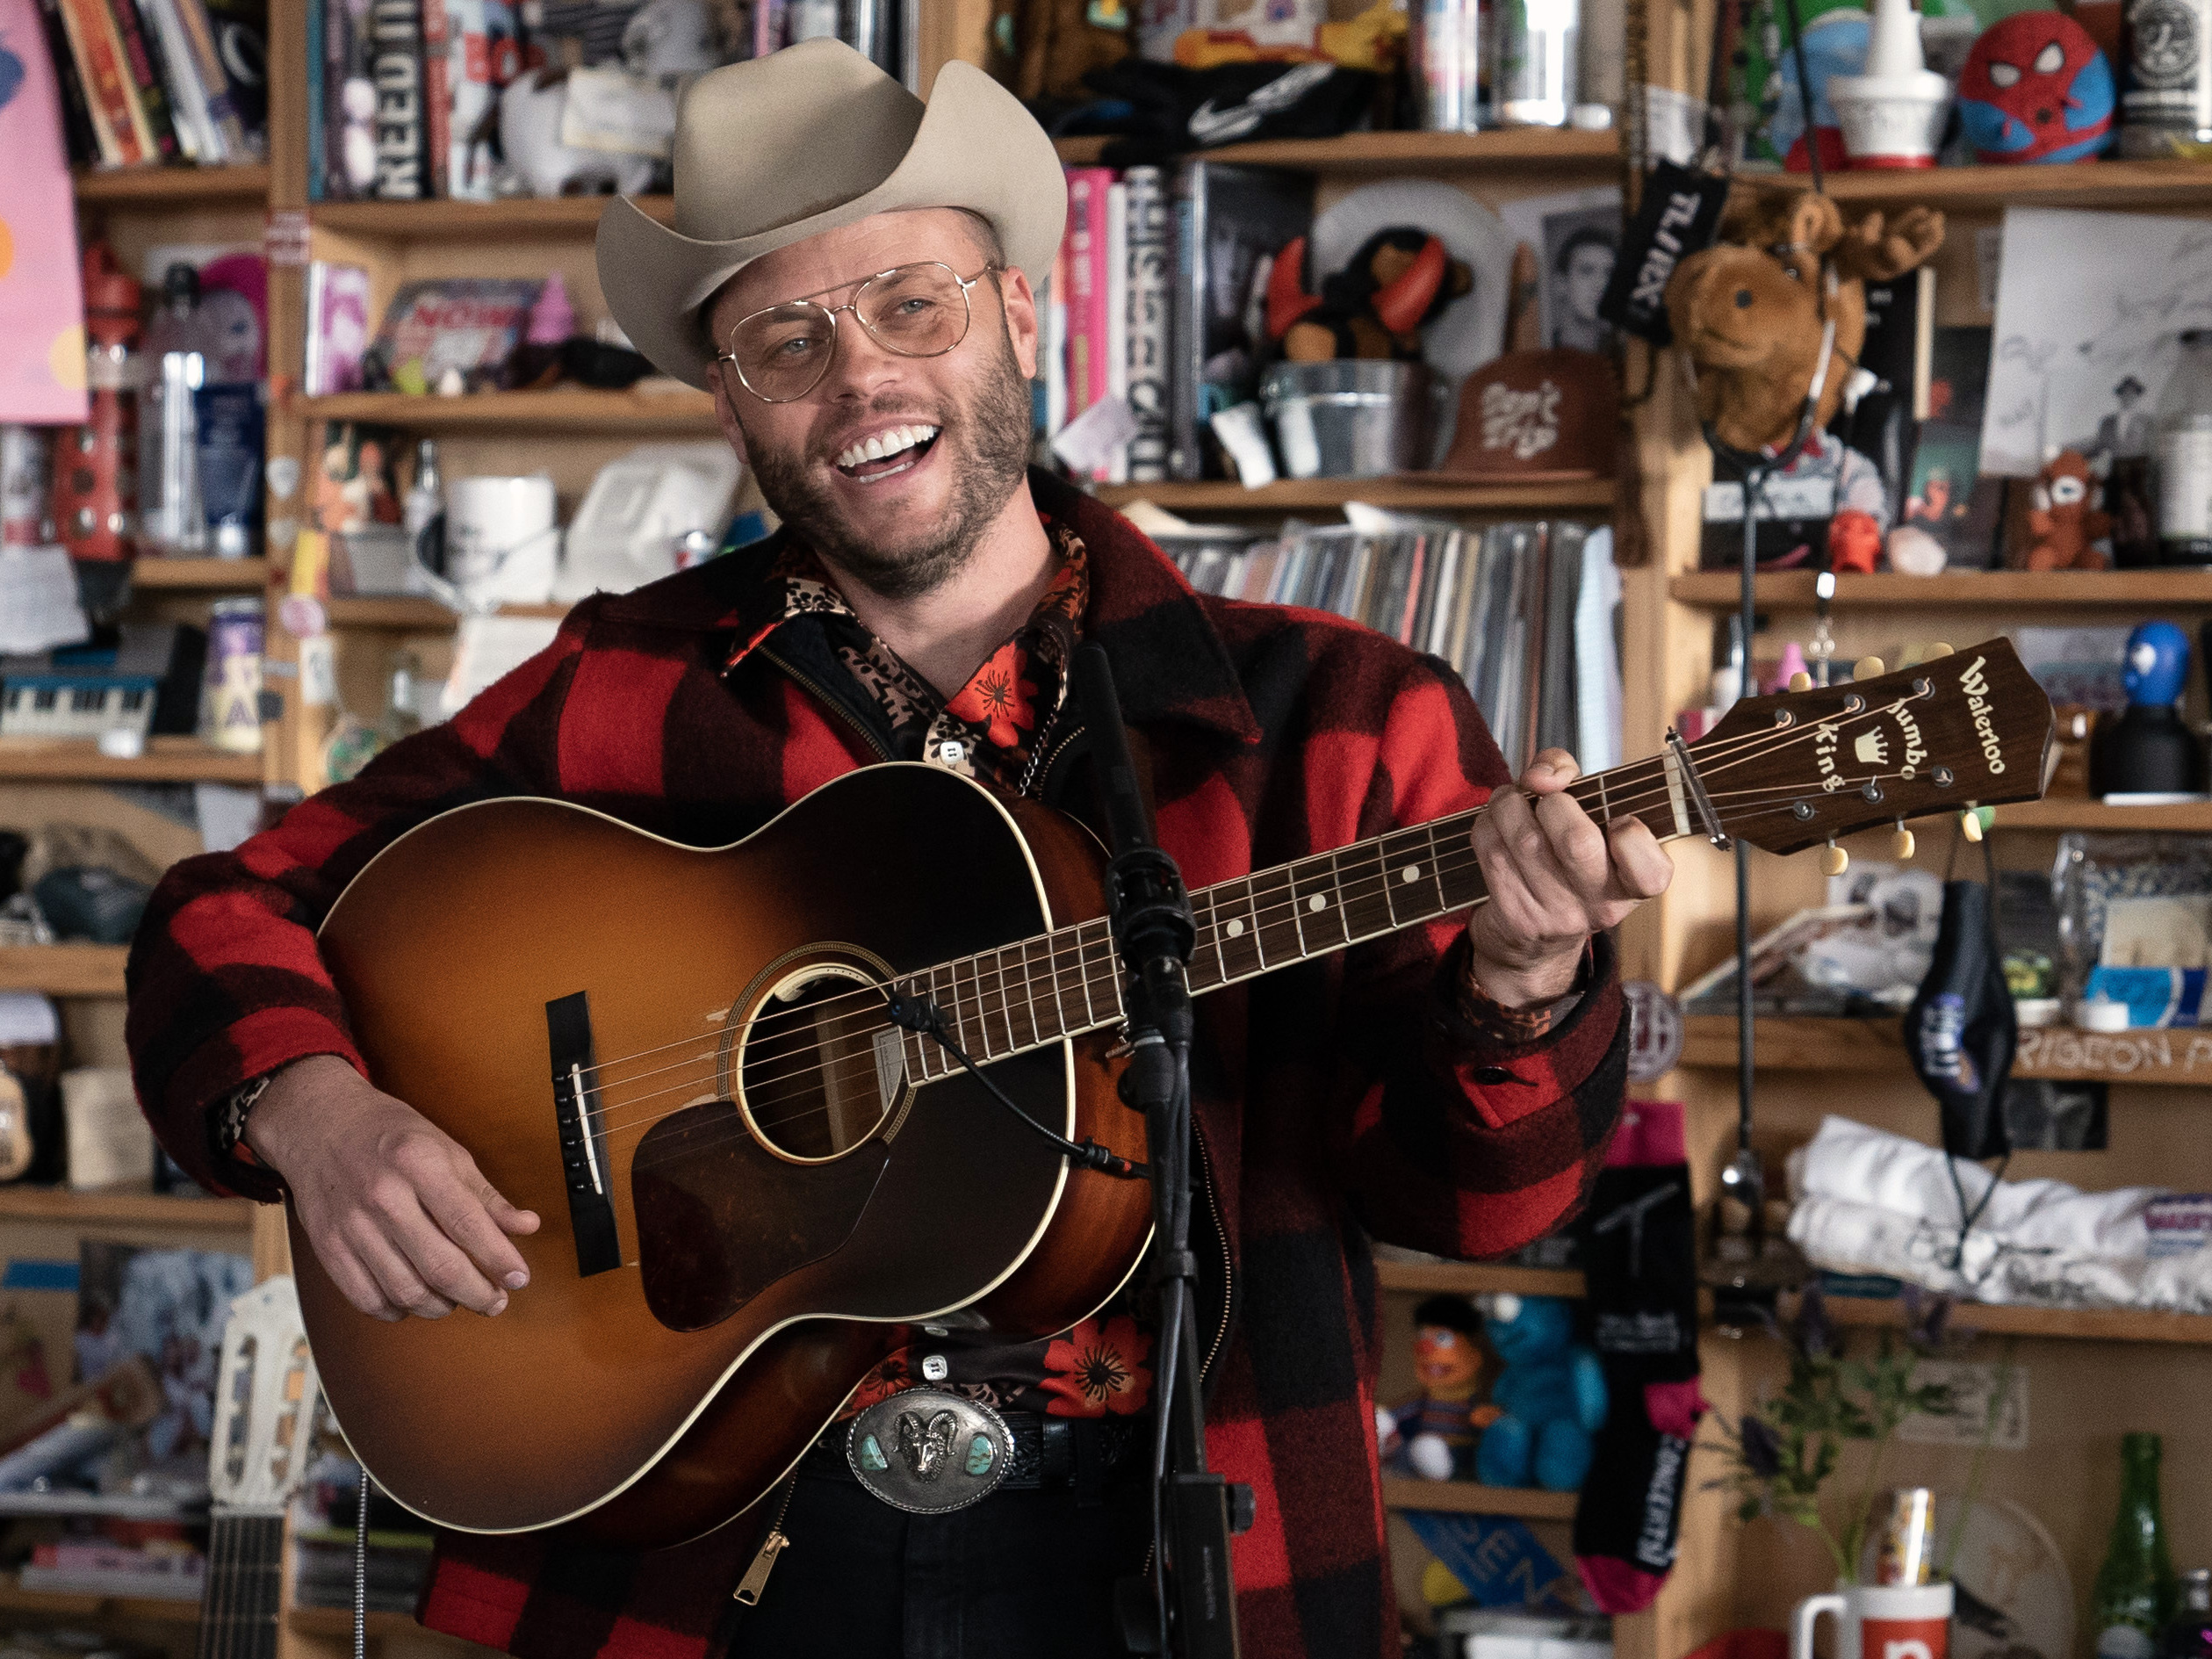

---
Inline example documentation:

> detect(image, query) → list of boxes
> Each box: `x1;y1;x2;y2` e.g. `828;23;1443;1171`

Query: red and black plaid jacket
126;469;1625;1659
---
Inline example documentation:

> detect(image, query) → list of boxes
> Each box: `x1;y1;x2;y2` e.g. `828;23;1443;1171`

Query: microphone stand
1072;645;1244;1659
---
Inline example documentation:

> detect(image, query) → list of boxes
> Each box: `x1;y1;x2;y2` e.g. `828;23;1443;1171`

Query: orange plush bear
2024;449;2113;571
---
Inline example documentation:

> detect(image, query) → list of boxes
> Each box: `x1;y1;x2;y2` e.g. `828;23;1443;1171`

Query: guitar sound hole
737;965;901;1164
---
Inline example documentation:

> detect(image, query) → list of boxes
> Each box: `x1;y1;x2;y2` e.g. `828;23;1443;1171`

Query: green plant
1704;1288;1963;1584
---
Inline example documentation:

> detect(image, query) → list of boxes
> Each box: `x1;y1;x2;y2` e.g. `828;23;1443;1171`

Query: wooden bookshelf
1668;569;2212;608
323;597;571;629
295;390;718;433
1380;1477;1580;1519
70;163;272;206
0;1186;252;1228
0;736;261;783
1822;1292;2212;1346
1680;1014;2212;1084
286;1607;429;1639
313;195;675;238
129;557;270;591
1053;128;1620;177
1375;1259;1587;1298
1091;477;1615;512
1738;157;2212;213
0;944;129;997
0;1572;202;1623
1989;797;2212;832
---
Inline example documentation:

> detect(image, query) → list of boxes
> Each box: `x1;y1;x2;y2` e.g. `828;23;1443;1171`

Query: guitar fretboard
895;752;1680;1080
197;1511;285;1659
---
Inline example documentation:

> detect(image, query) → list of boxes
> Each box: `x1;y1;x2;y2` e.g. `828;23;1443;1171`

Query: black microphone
1072;644;1194;977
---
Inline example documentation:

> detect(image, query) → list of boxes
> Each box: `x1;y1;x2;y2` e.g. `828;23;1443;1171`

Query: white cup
447;475;560;607
1793;1582;1953;1659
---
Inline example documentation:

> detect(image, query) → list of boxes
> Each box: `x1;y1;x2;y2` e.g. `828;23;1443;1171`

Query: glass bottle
2155;331;2212;565
379;650;424;747
2095;1432;2180;1659
2160;1570;2212;1659
137;263;211;557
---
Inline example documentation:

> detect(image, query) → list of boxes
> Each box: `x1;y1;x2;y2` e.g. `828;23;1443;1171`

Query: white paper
1642;86;1709;166
193;783;263;855
443;616;565;718
559;68;678;160
0;992;59;1048
1982;208;2212;477
1498;187;1625;355
0;547;88;654
1051;394;1141;475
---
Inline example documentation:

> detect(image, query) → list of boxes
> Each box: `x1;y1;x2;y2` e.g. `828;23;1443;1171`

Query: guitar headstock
209;1275;322;1515
1690;638;2054;857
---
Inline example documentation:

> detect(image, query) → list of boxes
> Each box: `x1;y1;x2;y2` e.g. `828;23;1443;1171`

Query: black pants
726;1469;1152;1659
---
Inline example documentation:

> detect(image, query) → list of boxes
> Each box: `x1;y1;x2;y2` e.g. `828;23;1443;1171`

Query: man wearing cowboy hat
125;39;1668;1659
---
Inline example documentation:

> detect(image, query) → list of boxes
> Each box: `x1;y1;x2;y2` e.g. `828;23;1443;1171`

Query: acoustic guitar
295;642;2054;1550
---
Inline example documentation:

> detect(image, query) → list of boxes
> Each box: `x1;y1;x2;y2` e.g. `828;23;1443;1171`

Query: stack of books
37;0;267;169
18;1535;205;1601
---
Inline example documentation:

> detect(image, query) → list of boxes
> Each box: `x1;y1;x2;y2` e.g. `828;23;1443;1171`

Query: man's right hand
245;1055;540;1322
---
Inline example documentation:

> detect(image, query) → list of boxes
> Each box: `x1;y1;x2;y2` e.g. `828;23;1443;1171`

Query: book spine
420;0;450;198
304;263;326;395
172;0;244;155
1104;179;1128;485
305;0;322;193
1168;165;1201;480
59;0;148;163
1073;168;1113;416
34;0;102;165
1122;165;1171;485
144;0;217;162
107;0;182;160
1044;236;1066;437
370;0;423;199
1063;169;1101;426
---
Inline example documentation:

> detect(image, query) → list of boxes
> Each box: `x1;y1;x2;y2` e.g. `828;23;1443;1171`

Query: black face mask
1907;840;2016;1161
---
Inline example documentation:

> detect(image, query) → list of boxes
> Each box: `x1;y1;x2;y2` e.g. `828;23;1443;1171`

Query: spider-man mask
1957;11;2115;163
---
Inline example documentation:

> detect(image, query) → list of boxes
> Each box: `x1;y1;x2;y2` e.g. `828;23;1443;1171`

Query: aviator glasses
715;261;999;403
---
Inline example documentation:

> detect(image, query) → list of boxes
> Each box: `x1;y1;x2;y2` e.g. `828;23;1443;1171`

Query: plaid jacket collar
596;468;1264;747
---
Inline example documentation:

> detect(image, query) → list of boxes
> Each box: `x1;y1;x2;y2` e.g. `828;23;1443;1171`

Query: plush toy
1014;0;1129;102
1379;1295;1500;1481
1267;228;1473;363
1474;1293;1607;1492
2025;448;2114;570
1956;11;2115;164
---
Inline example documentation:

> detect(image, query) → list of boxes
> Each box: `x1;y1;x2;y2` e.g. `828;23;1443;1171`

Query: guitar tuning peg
1925;642;1955;659
1890;822;1915;861
1853;655;1886;682
1788;671;1814;692
1820;841;1849;876
1961;808;1985;843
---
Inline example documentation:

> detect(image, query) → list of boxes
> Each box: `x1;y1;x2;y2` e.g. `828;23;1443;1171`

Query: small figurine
1956;11;2115;164
2024;448;2113;571
1474;1293;1607;1492
1267;228;1473;364
1380;1295;1497;1481
2089;621;2208;797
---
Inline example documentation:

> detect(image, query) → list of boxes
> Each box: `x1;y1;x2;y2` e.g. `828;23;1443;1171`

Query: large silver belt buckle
845;1388;1013;1514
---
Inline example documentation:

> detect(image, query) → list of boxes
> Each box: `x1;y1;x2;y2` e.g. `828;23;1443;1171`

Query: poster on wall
0;0;89;424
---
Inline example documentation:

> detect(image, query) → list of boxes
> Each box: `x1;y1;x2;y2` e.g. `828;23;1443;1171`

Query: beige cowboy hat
595;40;1068;391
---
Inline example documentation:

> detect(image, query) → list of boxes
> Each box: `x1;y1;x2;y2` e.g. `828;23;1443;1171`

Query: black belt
803;1409;1148;1504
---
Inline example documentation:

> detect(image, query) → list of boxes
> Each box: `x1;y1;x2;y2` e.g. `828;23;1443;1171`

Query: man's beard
740;322;1034;602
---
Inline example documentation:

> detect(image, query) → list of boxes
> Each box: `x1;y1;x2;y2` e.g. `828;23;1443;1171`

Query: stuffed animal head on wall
1663;190;1945;454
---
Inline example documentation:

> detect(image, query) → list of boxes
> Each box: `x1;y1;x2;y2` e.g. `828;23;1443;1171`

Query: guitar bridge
546;992;622;1278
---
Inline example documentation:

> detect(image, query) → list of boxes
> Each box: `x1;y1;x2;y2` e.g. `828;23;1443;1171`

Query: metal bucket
1260;361;1435;480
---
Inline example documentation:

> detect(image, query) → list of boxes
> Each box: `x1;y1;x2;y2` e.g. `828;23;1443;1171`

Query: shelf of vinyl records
1668;570;2212;608
1094;478;1615;512
1680;1015;2212;1085
1737;157;2212;214
1050;128;1621;176
70;163;271;206
126;558;268;592
0;737;260;783
293;391;718;434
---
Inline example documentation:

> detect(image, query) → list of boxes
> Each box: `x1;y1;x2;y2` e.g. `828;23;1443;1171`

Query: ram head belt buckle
845;1388;1013;1514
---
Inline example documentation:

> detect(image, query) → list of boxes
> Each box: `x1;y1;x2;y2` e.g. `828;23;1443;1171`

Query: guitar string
602;782;1888;1165
580;699;1943;1140
562;696;1860;1090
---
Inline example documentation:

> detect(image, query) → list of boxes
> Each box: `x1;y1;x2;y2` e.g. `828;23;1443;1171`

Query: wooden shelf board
1681;1015;2212;1084
128;558;269;591
1991;797;2212;832
1668;569;2212;608
286;1606;428;1638
1823;1291;2212;1345
313;195;673;236
0;1573;201;1623
1375;1259;1586;1297
1053;129;1619;173
0;944;128;997
1738;158;2212;213
1092;478;1615;512
323;597;570;630
0;736;261;783
0;1186;251;1229
294;391;717;433
1380;1476;1578;1518
72;163;271;206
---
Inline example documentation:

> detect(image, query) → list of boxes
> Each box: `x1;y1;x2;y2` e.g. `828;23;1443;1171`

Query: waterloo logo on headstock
1693;638;2054;857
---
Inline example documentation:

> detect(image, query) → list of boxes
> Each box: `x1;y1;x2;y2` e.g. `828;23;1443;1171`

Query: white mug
446;475;560;606
1792;1582;1953;1659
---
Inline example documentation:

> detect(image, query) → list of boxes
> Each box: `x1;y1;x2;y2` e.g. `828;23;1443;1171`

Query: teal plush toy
1474;1293;1609;1491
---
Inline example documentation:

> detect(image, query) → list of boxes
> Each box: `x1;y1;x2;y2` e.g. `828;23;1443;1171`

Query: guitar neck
195;1510;286;1659
897;752;1685;1080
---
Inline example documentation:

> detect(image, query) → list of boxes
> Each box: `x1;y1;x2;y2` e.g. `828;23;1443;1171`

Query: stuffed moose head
1664;191;1946;455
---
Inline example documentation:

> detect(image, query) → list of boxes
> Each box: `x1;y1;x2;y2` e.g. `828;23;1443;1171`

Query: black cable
882;989;1149;1179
